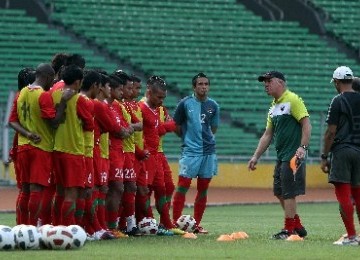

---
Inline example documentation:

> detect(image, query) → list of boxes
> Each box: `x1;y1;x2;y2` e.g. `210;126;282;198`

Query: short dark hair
113;70;131;83
66;54;86;69
81;70;101;91
51;53;69;74
17;67;35;91
62;65;83;85
147;75;166;91
192;72;210;87
109;74;123;89
130;74;141;83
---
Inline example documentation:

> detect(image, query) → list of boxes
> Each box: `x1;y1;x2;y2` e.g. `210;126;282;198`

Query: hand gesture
248;156;258;171
28;132;41;144
320;159;330;173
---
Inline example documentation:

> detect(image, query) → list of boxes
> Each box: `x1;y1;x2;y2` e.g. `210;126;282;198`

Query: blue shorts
179;154;218;179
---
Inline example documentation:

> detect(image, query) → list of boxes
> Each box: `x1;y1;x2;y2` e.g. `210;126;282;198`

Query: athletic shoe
109;229;129;238
86;233;96;241
194;226;209;234
95;229;116;240
295;226;307;238
272;229;292;240
157;225;174;236
333;236;360;246
169;228;186;235
126;227;143;236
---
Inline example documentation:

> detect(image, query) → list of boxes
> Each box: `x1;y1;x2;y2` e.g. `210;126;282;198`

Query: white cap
331;66;354;83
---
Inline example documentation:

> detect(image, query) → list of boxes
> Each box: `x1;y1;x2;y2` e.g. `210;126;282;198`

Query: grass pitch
0;203;358;259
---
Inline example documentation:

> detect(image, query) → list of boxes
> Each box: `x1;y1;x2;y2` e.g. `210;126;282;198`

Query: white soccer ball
138;217;158;235
176;215;197;232
38;224;54;249
15;225;41;250
66;225;86;249
0;225;15;250
46;226;73;250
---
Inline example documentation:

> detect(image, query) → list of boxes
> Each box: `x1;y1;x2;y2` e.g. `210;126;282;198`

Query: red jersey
139;101;161;154
108;100;129;152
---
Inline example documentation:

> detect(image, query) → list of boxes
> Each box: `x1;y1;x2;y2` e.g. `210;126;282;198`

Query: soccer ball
15;225;41;250
176;215;197;232
38;224;54;249
138;217;158;235
0;225;15;250
46;226;73;250
66;225;86;249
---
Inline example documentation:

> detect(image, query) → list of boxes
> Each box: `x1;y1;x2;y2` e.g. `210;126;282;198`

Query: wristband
320;153;328;160
299;145;308;150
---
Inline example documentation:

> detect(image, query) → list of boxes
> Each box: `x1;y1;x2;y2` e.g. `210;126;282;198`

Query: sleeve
326;96;341;125
77;95;94;131
173;99;186;125
135;145;147;160
39;92;56;119
95;102;122;133
8;94;19;123
290;94;309;122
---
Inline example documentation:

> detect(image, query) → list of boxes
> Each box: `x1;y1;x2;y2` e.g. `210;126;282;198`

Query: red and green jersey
121;100;139;153
81;95;95;158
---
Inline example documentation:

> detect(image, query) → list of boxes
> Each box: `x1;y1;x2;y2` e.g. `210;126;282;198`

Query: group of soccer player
7;53;217;240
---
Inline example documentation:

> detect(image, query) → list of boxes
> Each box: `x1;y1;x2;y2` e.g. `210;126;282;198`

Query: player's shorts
329;147;360;185
108;149;124;182
93;146;109;186
123;152;136;182
273;160;306;200
159;152;174;187
13;159;22;189
17;147;52;187
144;153;165;187
135;159;147;187
53;151;85;188
84;156;94;188
178;154;218;179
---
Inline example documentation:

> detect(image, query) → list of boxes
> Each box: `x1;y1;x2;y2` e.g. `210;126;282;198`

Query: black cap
258;71;286;82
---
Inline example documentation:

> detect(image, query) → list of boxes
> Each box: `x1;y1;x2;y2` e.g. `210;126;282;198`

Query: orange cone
286;234;304;241
182;232;197;239
230;231;249;240
217;234;235;242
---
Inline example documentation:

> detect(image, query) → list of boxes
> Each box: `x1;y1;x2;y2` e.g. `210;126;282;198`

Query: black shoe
272;229;291;240
295;226;307;238
126;227;143;236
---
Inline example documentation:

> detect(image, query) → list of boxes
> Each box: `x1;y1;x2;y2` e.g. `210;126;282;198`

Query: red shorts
144;153;164;187
123;152;136;182
17;147;52;187
84;156;94;188
53;151;85;188
108;149;124;182
13;159;22;189
135;159;147;187
93;146;108;186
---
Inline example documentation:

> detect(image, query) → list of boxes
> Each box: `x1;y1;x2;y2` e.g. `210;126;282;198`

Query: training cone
230;231;249;240
217;234;235;242
182;232;197;239
286;234;304;241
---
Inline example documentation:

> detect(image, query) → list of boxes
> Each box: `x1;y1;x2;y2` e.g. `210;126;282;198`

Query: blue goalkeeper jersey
173;94;220;156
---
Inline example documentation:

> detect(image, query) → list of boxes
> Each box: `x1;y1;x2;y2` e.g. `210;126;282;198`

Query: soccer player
320;66;360;245
172;73;220;234
140;76;184;235
51;52;69;83
248;71;311;240
51;65;94;226
8;63;74;226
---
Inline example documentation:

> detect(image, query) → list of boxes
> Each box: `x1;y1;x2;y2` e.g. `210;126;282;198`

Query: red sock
194;178;211;226
61;200;76;226
41;185;55;225
335;183;356;237
284;217;295;233
122;191;135;219
18;192;30;224
52;194;64;226
154;185;173;229
172;176;192;222
135;189;148;223
97;190;107;229
15;191;22;225
165;180;175;208
28;191;43;226
106;210;118;230
146;188;154;218
294;214;303;229
75;198;85;227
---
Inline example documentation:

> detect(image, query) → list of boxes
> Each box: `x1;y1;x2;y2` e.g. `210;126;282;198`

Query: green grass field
0;203;358;259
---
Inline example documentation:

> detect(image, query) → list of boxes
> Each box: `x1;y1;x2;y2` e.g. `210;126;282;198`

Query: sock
135;189;148;223
284;217;295;233
52;194;64;226
146;187;154;218
106;210;118;230
172;176;192;222
41;185;55;225
294;214;304;230
28;191;43;226
194;178;211;226
83;197;95;235
97;190;107;229
118;205;126;230
154;185;173;229
165;180;175;208
75;198;85;227
15;191;22;225
335;183;356;238
18;192;30;225
351;186;360;224
61;200;76;226
122;191;136;228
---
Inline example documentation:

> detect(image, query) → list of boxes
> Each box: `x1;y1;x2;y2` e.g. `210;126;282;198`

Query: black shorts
329;147;360;185
273;160;306;199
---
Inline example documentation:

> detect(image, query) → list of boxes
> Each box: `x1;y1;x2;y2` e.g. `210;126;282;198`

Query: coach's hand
320;159;330;173
248;156;258;171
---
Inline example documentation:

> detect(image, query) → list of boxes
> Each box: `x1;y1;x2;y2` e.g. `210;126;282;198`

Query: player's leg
135;160;151;222
161;153;175;209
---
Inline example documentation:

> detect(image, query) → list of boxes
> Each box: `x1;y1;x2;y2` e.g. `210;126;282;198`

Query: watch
299;145;308;150
321;153;328;160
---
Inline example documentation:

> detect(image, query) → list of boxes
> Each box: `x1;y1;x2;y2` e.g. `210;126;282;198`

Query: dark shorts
329;147;360;185
273;160;306;199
